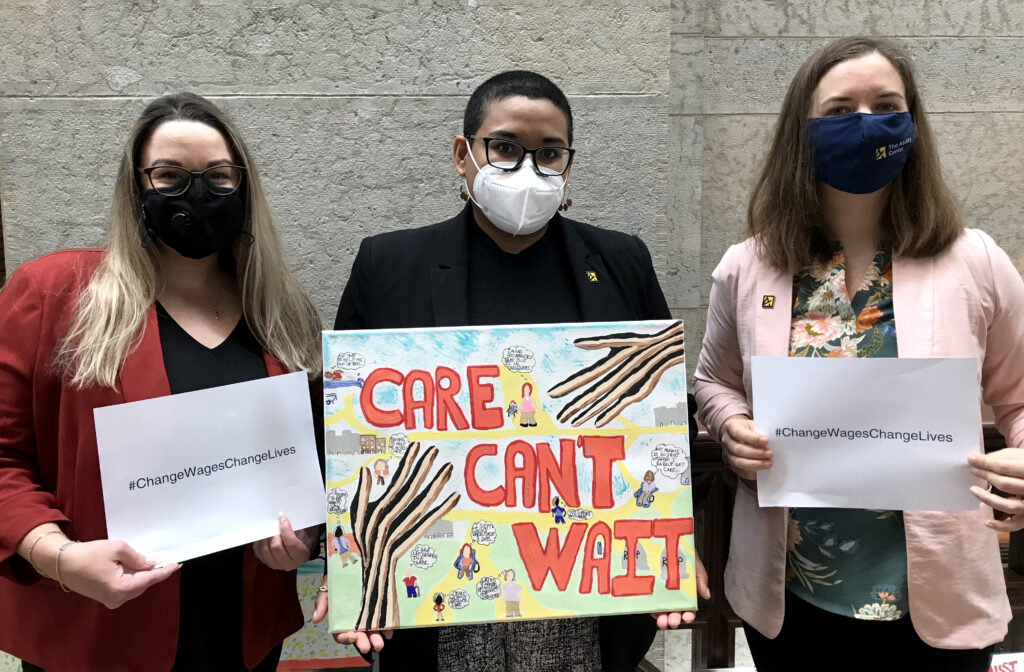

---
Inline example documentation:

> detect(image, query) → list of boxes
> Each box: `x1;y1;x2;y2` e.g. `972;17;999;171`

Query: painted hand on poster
549;321;685;427
349;442;460;630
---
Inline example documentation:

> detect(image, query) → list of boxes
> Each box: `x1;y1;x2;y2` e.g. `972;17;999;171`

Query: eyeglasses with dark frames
137;164;247;197
468;136;574;176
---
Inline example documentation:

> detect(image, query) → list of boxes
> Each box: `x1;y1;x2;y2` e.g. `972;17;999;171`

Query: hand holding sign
51;537;179;610
969;449;1024;532
312;582;393;654
252;514;318;571
721;415;771;480
651;552;710;630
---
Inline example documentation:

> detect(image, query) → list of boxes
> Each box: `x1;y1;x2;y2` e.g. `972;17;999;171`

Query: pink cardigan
694;229;1024;648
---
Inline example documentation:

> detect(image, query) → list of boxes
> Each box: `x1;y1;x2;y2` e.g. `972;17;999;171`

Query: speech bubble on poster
652;443;689;479
448;589;470;609
501;346;536;373
476;576;501;600
335;352;365;371
471;520;497;545
410;544;437;569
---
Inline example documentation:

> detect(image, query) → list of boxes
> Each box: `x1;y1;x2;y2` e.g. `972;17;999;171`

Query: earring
459;184;469;201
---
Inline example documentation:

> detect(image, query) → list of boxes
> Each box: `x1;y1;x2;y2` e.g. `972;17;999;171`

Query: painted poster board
324;320;694;632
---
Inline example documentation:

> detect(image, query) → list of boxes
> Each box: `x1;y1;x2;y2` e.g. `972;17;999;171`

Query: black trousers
744;589;994;672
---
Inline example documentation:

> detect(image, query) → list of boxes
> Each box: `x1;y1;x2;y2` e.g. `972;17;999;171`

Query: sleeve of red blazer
976;230;1024;449
693;244;753;442
0;265;70;562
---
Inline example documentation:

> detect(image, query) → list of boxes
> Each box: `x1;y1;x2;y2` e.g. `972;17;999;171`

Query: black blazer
334;205;682;672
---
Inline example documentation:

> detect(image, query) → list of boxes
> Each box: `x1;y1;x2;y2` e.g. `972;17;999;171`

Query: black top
334;204;670;331
156;303;275;672
467;217;582;325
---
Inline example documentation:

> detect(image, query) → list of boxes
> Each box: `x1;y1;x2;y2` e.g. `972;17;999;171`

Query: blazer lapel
891;254;935;358
118;305;171;403
263;351;287;377
754;265;793;357
559;216;629;322
429;207;471;327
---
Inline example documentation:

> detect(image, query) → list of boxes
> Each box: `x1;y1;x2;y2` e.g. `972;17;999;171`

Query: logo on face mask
464;141;564;236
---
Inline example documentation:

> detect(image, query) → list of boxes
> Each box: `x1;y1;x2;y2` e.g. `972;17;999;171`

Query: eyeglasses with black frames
137;164;247;196
468;136;574;176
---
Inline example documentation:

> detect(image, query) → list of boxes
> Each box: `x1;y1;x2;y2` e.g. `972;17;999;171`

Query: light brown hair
747;37;962;273
56;93;322;388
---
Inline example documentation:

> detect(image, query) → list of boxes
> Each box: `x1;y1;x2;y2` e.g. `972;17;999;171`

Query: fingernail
279;513;287;522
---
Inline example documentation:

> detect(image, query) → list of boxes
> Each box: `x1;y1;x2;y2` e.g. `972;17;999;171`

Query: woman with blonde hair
0;92;323;670
695;37;1024;669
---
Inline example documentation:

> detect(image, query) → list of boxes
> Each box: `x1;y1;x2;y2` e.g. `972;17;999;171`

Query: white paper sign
94;371;325;564
751;357;981;511
990;653;1024;672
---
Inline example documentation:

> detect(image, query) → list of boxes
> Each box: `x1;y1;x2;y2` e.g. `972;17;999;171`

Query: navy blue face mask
807;111;916;194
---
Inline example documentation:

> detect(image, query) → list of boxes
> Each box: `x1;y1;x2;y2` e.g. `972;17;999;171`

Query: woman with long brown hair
0;92;323;670
695;38;1024;668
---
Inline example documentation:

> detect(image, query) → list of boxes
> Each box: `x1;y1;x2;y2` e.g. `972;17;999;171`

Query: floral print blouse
785;246;909;621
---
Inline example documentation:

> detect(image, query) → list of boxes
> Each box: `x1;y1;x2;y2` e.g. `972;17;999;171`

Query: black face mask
141;179;245;259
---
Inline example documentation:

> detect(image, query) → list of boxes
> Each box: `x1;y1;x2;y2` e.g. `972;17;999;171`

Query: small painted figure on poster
433;593;446;622
333;525;358;567
373;458;390;486
403;567;420;598
634;470;659;508
501;569;523;618
551;496;567;524
454;543;481;580
519;382;538;427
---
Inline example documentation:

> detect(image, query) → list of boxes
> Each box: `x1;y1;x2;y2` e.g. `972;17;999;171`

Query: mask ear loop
139;200;158;248
461;138;487;213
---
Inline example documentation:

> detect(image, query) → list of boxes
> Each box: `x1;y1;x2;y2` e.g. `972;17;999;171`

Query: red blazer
0;250;304;670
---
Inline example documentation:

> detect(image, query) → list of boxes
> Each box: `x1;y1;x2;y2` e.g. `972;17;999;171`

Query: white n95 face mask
465;144;565;236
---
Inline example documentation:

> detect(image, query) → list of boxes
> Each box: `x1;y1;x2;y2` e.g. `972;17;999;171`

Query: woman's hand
721;415;772;480
312;582;392;653
651;552;711;629
57;539;180;609
969;450;1024;531
253;514;318;571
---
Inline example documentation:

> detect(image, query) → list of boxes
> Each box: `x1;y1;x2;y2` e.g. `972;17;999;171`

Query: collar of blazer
749;246;937;359
428;204;624;326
